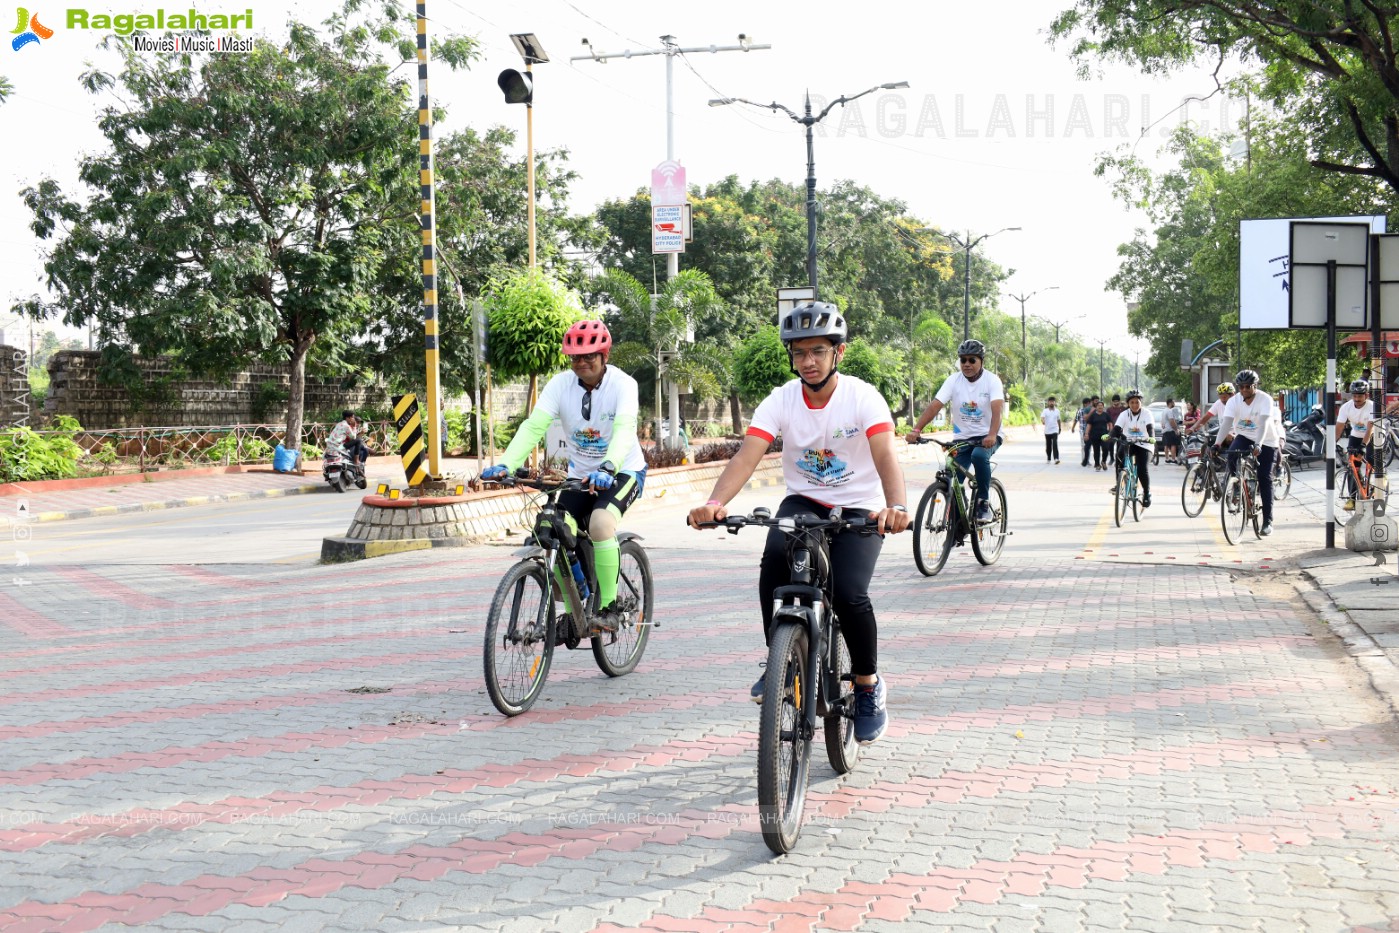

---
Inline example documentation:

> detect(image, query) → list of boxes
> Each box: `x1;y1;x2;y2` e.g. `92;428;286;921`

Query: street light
498;33;548;268
710;81;909;295
1032;313;1085;343
1007;286;1058;384
941;228;1021;342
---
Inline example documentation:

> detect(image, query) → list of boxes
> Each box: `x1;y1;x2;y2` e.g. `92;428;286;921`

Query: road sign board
652;205;685;254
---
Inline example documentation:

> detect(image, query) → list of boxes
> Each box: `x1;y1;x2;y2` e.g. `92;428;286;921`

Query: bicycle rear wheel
822;621;859;775
912;481;955;576
591;539;653;677
970;478;1008;565
1272;456;1292;503
758;622;812;855
1221;475;1247;545
483;561;555;716
1181;463;1210;517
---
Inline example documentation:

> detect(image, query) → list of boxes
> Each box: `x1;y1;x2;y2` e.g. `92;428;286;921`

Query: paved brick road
3;476;1398;932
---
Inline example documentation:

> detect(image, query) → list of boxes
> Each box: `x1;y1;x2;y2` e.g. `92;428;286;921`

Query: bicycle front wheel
1334;463;1358;525
1181;463;1210;517
970;478;1008;566
483;561;555;716
1114;471;1127;527
912;481;955;577
1221;475;1247;545
758;622;813;855
591;540;653;677
1273;456;1292;503
822;621;859;775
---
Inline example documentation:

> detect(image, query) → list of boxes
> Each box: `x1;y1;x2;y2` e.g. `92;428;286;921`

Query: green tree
482;268;585;405
1051;1;1399;194
588;268;724;437
839;339;905;409
734;325;790;406
16;3;476;447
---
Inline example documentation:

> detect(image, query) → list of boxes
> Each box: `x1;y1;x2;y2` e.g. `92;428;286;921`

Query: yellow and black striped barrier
393;394;428;487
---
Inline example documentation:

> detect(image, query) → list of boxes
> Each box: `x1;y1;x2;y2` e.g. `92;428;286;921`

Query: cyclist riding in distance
481;320;647;632
686;301;910;745
906;339;1006;524
1111;389;1155;508
1215;369;1280;535
1188;382;1236;435
1336;379;1377;512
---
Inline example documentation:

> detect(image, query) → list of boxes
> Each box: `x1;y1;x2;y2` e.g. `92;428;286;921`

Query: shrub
0;415;85;482
643;444;689;468
693;437;782;464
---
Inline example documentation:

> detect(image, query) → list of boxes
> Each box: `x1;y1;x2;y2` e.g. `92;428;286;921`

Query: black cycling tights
757;495;884;677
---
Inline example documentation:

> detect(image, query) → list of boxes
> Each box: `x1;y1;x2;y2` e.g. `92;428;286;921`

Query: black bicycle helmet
779;301;847;346
1350;379;1371;394
1234;369;1259;387
1125;389;1143;401
957;339;986;359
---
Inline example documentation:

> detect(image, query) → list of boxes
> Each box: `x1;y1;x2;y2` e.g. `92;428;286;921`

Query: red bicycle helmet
562;319;612;355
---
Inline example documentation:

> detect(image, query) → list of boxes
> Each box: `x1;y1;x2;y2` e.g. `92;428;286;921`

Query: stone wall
40;350;389;429
0;346;37;426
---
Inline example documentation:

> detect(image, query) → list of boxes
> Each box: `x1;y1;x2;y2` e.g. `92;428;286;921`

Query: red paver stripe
0;590;69;638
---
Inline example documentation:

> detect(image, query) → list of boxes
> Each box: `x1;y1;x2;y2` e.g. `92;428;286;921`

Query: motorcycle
1283;405;1326;467
323;447;367;493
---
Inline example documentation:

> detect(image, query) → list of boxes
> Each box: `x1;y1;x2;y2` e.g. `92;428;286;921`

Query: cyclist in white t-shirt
1336;380;1378;510
1110;389;1156;507
688;302;909;745
482;320;647;632
1188;382;1235;435
906;339;1005;524
1215;369;1280;535
1041;396;1063;464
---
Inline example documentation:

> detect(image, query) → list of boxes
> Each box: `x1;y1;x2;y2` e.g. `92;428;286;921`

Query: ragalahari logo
12;7;52;50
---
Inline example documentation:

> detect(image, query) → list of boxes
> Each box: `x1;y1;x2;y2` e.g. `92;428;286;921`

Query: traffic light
498;69;532;105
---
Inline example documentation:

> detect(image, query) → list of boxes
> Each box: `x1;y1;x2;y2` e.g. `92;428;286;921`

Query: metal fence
32;420;394;473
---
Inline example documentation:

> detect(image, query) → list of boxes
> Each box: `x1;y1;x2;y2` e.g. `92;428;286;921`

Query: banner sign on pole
650;160;686;205
1239;214;1385;330
652;204;685;254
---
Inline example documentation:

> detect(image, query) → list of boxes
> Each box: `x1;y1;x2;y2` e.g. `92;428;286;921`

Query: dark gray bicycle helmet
779;301;847;346
1234;369;1259;387
957;339;986;359
1125;389;1143;401
1349;379;1371;394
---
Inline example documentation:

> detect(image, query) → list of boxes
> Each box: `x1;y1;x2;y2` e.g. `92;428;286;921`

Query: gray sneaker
974;501;995;524
750;667;767;704
854;677;888;744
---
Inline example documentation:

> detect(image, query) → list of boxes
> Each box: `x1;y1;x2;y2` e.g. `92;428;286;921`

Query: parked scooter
323;447;367;493
1283;405;1327;467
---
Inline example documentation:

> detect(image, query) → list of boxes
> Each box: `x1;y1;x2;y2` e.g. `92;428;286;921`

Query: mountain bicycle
910;437;1008;575
1107;436;1146;527
1181;444;1226;517
480;471;653;716
695;507;877;854
1334;444;1378;526
1221;449;1263;544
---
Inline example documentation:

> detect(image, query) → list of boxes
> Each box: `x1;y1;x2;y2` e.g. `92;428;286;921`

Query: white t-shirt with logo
1040;407;1061;435
1337;398;1376;439
934;370;1006;439
530;366;647;476
1220;391;1279;447
747;375;895;512
1114;408;1155;451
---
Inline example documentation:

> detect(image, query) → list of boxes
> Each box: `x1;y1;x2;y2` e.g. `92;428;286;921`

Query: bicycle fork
772;585;827;742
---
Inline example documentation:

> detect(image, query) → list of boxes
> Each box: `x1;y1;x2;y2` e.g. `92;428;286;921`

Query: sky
0;0;1246;357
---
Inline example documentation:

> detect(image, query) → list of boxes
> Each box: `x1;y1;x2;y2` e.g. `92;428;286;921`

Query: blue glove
481;465;508;481
588;470;615;490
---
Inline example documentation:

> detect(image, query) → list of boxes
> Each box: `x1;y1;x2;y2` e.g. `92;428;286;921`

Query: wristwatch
599;460;616;476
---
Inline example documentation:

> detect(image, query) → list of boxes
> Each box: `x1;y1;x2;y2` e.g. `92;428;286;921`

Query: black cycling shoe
1142;494;1152;509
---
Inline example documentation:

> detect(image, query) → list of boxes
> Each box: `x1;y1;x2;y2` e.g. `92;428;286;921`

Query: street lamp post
1008;286;1058;384
710;81;909;295
942;228;1021;342
1033;313;1084;343
1096;338;1109;398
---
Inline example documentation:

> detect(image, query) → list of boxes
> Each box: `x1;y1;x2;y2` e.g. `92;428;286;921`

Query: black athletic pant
1045;433;1060;460
757;495;884;677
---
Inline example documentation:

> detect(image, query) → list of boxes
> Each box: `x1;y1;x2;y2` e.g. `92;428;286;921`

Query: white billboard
1238;214;1386;330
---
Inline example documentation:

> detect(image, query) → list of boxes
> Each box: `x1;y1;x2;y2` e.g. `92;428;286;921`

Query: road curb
31;483;328;523
1296;574;1399;720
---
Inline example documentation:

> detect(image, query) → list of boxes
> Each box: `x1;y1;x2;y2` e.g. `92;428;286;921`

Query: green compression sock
593;537;620;607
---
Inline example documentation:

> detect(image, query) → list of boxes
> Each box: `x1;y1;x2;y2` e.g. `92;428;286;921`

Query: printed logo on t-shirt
574;427;607;451
1239;418;1257;432
1125;424;1148;440
959;400;986;423
796;447;851;486
831;424;862;440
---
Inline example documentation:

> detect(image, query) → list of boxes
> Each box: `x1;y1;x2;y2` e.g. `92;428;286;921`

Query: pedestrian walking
1085;400;1112;470
1041;396;1062;463
1073;397;1094;466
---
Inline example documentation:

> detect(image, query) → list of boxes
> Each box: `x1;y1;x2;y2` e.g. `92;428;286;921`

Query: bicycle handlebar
690;509;880;536
480;473;589;493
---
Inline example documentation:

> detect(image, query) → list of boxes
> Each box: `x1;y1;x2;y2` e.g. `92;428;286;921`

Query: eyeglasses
959;357;981;365
789;347;833;363
570;352;602;366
